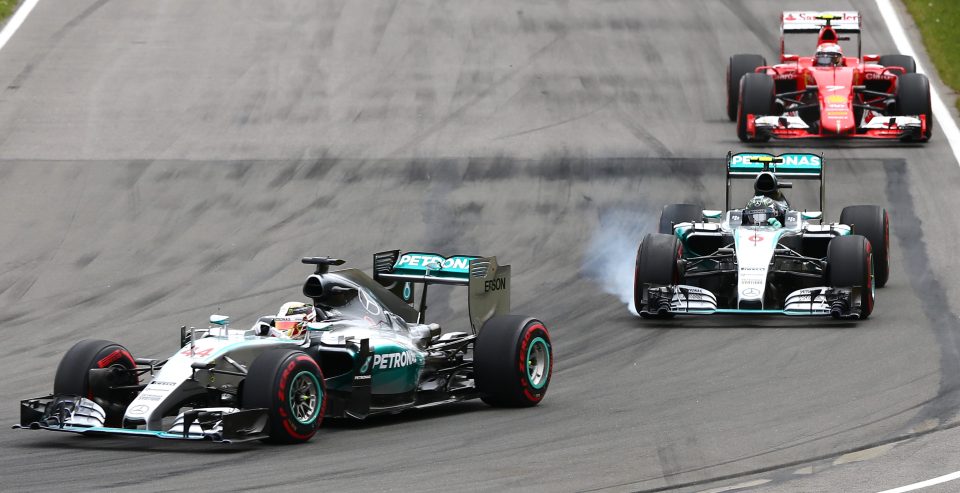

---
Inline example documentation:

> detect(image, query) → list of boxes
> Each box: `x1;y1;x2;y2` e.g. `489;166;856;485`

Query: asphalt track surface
1;1;959;492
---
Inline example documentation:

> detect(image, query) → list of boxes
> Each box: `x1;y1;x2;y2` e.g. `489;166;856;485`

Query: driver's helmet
814;43;843;67
274;301;317;338
744;195;781;226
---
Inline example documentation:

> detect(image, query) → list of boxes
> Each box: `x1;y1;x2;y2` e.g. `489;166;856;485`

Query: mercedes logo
356;288;382;316
741;288;761;297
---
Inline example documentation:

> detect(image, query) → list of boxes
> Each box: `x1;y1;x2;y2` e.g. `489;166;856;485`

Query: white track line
876;0;960;166
876;470;960;493
0;0;40;51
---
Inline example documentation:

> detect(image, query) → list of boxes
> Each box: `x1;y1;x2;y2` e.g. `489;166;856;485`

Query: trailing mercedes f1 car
728;11;931;142
634;152;889;320
15;252;552;444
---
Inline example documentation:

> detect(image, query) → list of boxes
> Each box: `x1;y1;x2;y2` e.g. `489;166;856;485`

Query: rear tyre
658;203;702;234
737;73;775;142
634;233;681;318
826;235;875;319
839;205;890;288
879;54;916;75
245;348;326;444
727;54;766;121
54;339;138;426
896;73;933;141
474;316;552;407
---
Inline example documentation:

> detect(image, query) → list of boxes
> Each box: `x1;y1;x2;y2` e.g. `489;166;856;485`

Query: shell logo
826;94;846;104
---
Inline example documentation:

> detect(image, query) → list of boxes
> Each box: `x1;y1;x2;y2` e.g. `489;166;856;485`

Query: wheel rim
288;370;321;425
526;337;550;390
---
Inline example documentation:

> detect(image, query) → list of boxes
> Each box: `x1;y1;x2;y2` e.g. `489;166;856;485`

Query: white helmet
274;301;317;337
815;43;843;66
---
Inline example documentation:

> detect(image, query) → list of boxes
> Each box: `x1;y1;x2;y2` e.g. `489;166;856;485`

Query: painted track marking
876;470;960;493
876;0;960;166
0;0;40;52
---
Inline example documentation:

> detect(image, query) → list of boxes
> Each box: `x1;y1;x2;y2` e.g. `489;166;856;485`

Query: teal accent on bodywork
728;152;822;174
392;252;478;280
402;283;412;300
526;337;550;390
369;344;424;395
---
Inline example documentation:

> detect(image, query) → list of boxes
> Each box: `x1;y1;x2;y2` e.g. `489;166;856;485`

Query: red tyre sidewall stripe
278;354;325;438
518;323;550;403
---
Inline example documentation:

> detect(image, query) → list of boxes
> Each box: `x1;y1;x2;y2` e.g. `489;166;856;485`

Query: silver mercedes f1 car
633;152;889;319
15;251;552;444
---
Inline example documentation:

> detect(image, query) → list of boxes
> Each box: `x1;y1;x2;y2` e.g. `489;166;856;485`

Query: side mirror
801;211;823;221
863;54;880;63
782;54;799;62
210;314;230;326
702;210;723;219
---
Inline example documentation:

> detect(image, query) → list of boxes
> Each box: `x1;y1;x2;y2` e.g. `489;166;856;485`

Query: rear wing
781;11;862;58
725;152;825;217
373;250;510;332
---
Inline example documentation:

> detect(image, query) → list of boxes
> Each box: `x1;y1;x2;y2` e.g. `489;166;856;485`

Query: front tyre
244;348;326;444
634;233;681;318
896;73;933;141
474;316;552;407
737;73;775;142
53;339;138;426
727;54;766;121
826;235;875;319
839;205;890;288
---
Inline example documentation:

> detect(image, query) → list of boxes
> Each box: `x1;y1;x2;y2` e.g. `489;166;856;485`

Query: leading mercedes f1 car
727;11;931;142
15;251;552;444
633;152;889;320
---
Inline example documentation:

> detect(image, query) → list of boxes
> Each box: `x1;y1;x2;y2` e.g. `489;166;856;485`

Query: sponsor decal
747;234;765;242
139;393;163;401
740;267;766;271
824;85;845;92
395;254;472;272
402;282;412;301
773;73;796;80
359;356;371;373
372;350;419;370
149;381;177;386
865;72;895;80
729;153;821;167
741;288;761;297
484;277;507;292
826;94;846;104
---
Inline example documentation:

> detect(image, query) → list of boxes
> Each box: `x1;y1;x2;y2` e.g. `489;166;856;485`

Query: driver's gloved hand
767;218;782;228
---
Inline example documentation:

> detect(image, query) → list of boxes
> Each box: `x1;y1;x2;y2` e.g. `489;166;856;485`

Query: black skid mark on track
886;159;960;426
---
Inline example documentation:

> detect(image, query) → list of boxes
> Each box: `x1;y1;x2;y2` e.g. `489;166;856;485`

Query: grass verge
0;0;18;23
902;0;960;112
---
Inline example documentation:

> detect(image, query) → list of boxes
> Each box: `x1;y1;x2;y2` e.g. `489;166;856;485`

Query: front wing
13;395;270;443
641;285;870;319
745;114;927;141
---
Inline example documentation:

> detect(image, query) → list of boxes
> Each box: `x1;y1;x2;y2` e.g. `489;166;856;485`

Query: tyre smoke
582;207;657;316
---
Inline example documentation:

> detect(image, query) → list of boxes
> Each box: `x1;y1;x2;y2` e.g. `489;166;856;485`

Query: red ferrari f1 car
727;11;931;142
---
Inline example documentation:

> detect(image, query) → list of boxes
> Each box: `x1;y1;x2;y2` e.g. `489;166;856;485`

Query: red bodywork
741;21;927;141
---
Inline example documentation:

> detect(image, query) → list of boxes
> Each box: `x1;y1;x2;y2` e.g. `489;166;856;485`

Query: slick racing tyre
879;54;916;75
896;73;932;141
727;54;766;121
633;233;681;319
54;339;138;426
474;316;552;407
737;73;775;142
245;349;326;444
840;205;890;288
826;235;875;319
658;203;702;234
